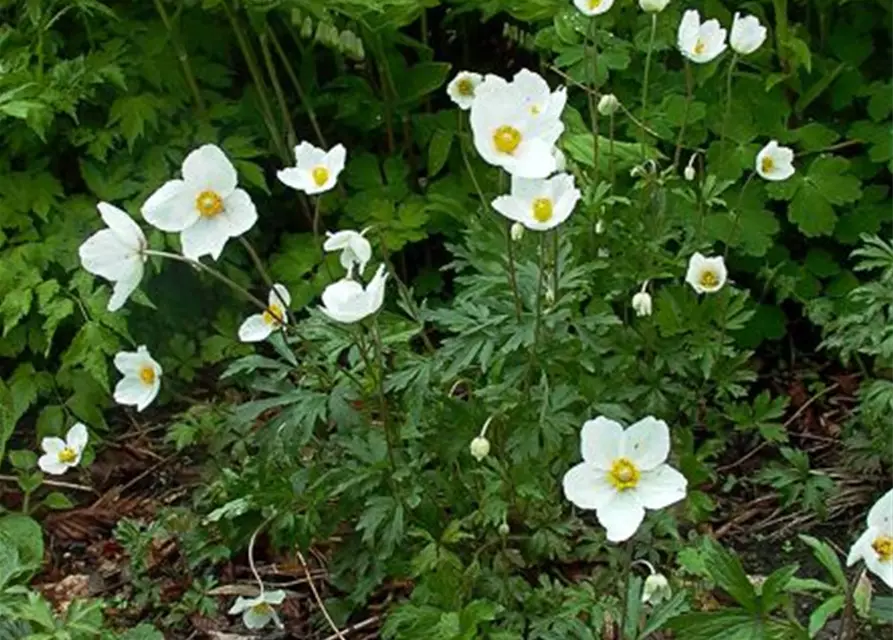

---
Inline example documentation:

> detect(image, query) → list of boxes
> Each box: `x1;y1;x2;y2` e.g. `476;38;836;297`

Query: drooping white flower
756;140;795;181
642;573;672;605
141;144;257;261
323;229;372;277
685;253;727;294
684;153;698;181
320;264;388;324
238;284;290;343
510;222;525;242
563;416;687;542
113;345;162;412
573;0;616;17
78;203;147;312
730;12;767;55
598;94;620;116
38;423;88;475
470;75;563;178
632;290;653;317
639;0;670;13
228;590;286;630
492;173;581;231
470;436;490;461
678;10;727;64
447;71;483;110
847;489;893;589
277;141;347;195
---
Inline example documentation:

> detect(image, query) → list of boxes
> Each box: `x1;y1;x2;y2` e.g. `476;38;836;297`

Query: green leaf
773;156;863;237
428;129;453;177
703;540;757;612
808;595;844;638
8;450;37;471
399;62;452;104
798;535;846;589
108;95;160;150
42;492;75;510
641;591;689;638
666;611;761;640
0;515;43;574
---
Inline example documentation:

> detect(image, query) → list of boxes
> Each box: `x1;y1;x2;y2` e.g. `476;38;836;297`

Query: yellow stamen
699;270;719;289
196;190;223;217
139;365;156;385
250;603;273;615
532;198;553;223
262;304;284;326
589;0;602;8
608;457;640;491
58;447;77;464
693;40;706;55
312;166;330;187
456;78;474;96
873;535;893;563
761;156;775;175
493;125;522;155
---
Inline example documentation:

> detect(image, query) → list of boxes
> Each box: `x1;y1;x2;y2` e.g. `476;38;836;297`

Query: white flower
113;345;162;411
470;74;564;178
756;140;795;181
277;141;347;195
228;590;286;630
847;489;893;589
470;436;490;461
678;10;727;64
632;290;653;317
142;144;257;261
38;423;88;475
323;229;372;277
552;147;567;172
642;573;672;605
595;218;605;234
563;416;687;542
492;173;581;231
447;71;483;110
730;12;767;55
78;202;147;312
639;0;670;12
320;264;388;324
238;284;290;343
510;222;525;242
684;153;697;181
685;253;727;294
573;0;616;17
597;94;620;116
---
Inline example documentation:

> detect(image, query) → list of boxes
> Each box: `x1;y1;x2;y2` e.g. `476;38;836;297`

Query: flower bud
510;222;524;242
642;573;671;605
470;436;490;461
597;94;620;116
855;571;873;617
498;522;510;536
595;219;605;235
684;165;695;181
632;291;652;317
639;0;670;12
300;17;313;39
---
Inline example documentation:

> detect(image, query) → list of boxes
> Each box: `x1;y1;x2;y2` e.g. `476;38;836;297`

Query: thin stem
551;230;559;305
531;234;546;370
376;232;435;353
370;321;399;477
268;25;327;148
673;61;694;170
237;237;296;326
260;30;297;151
618;540;635;638
837;569;862;640
718;53;738;170
640;14;658;159
458;112;488;214
722;171;757;258
588;20;600;186
297;549;346;639
248;517;274;594
152;0;206;117
504;220;524;321
0;474;95;494
609;111;616;187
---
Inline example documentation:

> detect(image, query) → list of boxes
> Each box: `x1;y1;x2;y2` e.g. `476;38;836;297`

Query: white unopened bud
552;147;566;172
684;165;695;181
597;94;620;116
642;573;671;605
639;0;670;13
595;219;605;235
510;222;524;242
632;291;652;317
497;522;510;536
470;436;490;461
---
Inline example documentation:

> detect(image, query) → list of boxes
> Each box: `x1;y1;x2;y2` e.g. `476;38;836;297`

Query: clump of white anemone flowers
78;202;147;312
38;423;88;475
228;590;287;630
113;345;162;411
685;253;727;295
847;488;893;588
492;174;581;231
447;71;483;110
563;416;687;542
756;140;795;181
730;12;767;56
277;141;346;195
470;69;565;178
238;284;290;343
677;9;727;64
573;0;616;17
639;0;670;13
324;229;372;277
320;264;388;324
142;144;257;261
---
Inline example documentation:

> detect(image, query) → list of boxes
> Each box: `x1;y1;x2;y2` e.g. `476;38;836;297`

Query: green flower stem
369;320;400;481
617;540;635;638
551;229;560;306
268;26;327;148
259;30;297;151
673;60;694;170
588;20;601;186
837;568;863;640
531;233;546;373
376;232;436;354
237;237;296;326
719;53;739;169
152;0;206;117
640;13;658;159
722;171;756;258
609;110;616;187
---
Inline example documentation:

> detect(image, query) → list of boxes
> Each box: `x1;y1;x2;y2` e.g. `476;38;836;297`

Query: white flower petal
866;553;893;589
107;260;143;311
66;423;89;452
228;596;254;615
180;216;231;261
868;489;893;530
294;141;325;168
847;528;875;567
263;590;287;605
238;314;274;342
141;180;199;232
597;490;646;542
581;416;624;469
277;167;311;192
269;284;291;309
242;608;273;630
563;463;615;510
623;416;669;470
365;264;388;316
636;464;688;510
98;202;144;251
79;230;137;281
326;144;347;179
41;437;66;455
182;144;237;197
114;376;158;412
221;189;258;238
38;454;69;475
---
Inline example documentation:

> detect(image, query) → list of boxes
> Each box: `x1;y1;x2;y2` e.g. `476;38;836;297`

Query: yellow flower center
312;166;330;187
456;78;475;96
761;156;775;174
262;303;284;326
58;447;77;464
699;270;719;289
250;602;273;615
493;125;522;155
693;40;706;55
608;457;640;491
196;190;223;217
139;365;156;385
589;0;602;8
873;535;893;563
532;198;553;223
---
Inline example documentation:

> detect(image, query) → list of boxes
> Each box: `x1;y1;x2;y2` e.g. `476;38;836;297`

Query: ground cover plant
0;0;891;637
